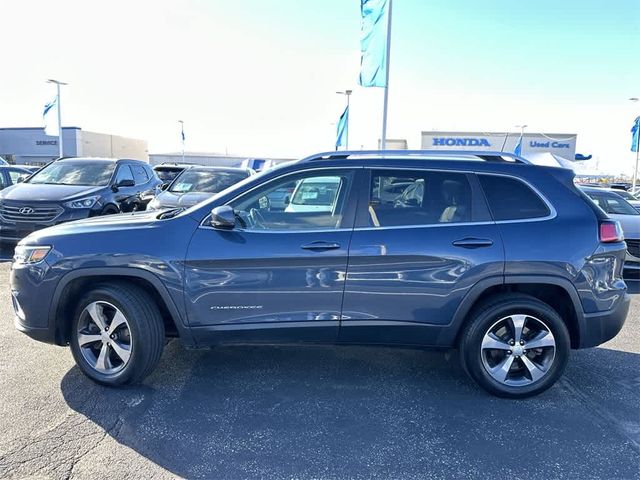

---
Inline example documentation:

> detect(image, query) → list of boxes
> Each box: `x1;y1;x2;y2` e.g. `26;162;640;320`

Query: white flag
43;97;59;137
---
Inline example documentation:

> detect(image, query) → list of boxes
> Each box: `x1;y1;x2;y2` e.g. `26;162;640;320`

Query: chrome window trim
197;166;557;232
356;168;556;229
198;166;360;232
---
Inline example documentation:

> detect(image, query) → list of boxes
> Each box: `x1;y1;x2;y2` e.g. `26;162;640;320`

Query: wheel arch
50;267;195;347
448;276;585;349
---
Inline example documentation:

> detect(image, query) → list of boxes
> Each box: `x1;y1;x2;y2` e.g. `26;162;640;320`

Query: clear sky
1;0;639;174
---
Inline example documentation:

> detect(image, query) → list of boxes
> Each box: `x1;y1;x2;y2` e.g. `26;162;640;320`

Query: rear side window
131;164;150;185
367;170;473;227
479;175;550;221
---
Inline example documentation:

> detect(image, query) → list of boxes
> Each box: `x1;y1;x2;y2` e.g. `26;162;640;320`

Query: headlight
13;245;51;264
64;196;100;209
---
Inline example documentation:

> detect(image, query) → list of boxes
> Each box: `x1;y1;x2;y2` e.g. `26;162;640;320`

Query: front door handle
301;241;341;251
452;238;494;248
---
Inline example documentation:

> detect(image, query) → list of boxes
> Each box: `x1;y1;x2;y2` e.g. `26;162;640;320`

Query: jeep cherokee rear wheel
460;294;570;398
69;283;165;386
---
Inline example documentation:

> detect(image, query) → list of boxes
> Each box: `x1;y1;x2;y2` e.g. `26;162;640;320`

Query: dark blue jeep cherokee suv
11;151;630;398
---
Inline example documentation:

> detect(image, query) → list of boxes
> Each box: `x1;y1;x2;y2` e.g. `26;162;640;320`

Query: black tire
69;283;165;386
100;205;119;215
459;293;570;398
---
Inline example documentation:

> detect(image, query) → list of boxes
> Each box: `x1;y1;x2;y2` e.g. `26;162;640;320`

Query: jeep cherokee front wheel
69;283;165;386
460;294;570;398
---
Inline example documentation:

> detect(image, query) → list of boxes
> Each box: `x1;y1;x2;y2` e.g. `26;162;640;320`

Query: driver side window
229;170;354;231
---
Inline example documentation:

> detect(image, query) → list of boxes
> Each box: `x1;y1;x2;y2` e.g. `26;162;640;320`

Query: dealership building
0;127;149;165
421;131;578;161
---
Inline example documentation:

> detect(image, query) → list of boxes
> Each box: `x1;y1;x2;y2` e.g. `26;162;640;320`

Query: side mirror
116;179;135;188
210;205;236;229
161;182;170;191
17;177;24;183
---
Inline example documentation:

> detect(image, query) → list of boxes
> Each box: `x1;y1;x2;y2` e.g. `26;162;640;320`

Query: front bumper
11;260;61;345
580;292;631;348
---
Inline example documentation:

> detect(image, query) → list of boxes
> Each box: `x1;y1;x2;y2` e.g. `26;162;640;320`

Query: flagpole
380;0;392;150
178;120;185;163
47;79;66;158
634;141;639;191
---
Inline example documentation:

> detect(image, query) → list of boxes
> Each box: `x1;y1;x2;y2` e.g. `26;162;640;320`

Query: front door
184;168;358;345
340;168;504;345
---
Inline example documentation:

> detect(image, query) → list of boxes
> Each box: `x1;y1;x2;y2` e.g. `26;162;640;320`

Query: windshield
291;179;341;206
586;192;640;215
28;162;115;186
169;169;248;194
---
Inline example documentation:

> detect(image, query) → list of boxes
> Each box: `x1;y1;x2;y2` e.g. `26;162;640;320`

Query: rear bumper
579;293;630;348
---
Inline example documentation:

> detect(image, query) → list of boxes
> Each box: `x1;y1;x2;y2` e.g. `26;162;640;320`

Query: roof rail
299;150;531;165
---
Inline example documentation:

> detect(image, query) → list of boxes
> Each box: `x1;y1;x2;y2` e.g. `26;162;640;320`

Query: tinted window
115;165;134;184
230;171;353;231
170;169;248;194
131;164;149;185
367;170;472;227
28;162;115;186
479;175;550;221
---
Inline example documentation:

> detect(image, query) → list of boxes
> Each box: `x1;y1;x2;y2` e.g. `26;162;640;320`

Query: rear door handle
452;238;494;248
301;241;341;251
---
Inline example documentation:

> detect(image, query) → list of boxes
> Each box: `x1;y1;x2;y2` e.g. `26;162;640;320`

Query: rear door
340;168;504;345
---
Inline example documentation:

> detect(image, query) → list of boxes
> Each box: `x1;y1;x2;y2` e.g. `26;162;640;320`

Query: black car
0;166;34;189
153;163;192;185
0;157;160;242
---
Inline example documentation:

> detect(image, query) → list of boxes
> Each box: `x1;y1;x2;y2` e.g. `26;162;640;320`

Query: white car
285;176;342;213
582;187;640;269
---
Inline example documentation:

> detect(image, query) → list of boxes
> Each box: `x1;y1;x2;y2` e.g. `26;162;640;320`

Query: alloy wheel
480;314;556;387
76;301;132;375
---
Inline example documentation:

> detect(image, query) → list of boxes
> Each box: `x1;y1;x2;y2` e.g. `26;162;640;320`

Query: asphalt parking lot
0;262;638;480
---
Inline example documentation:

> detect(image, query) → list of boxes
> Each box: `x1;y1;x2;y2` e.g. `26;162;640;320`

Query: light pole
515;124;527;137
336;90;352;149
178;120;185;164
46;79;67;158
630;98;639;191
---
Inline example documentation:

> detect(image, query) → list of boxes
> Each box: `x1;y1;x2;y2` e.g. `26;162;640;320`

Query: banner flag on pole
514;135;523;156
181;124;186;142
43;97;59;137
631;116;640;152
336;105;349;150
359;0;389;88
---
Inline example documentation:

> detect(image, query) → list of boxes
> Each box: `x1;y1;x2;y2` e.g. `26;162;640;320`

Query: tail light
599;220;624;243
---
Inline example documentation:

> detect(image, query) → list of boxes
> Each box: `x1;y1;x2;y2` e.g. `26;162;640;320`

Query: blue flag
43;97;59;137
631;116;640;153
359;0;389;88
514;135;523;156
336;105;349;150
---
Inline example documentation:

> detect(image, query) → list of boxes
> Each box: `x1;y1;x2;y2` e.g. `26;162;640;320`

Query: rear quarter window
479;175;550;221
